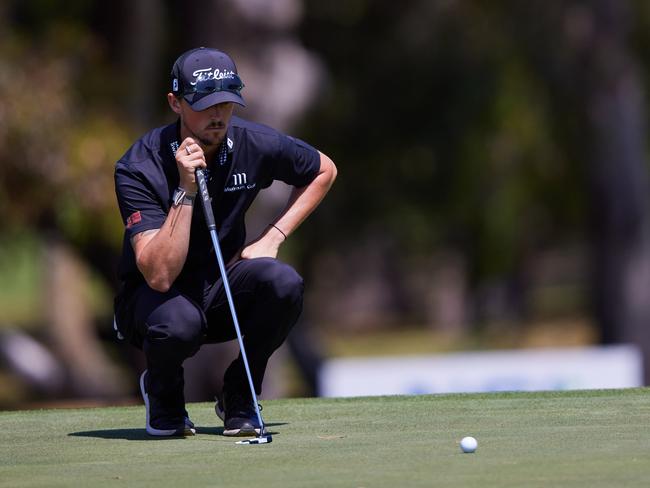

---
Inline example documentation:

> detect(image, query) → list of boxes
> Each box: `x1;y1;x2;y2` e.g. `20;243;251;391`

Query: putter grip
195;169;216;230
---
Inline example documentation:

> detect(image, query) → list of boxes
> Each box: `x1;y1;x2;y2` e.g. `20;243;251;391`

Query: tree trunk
582;0;650;382
44;237;128;398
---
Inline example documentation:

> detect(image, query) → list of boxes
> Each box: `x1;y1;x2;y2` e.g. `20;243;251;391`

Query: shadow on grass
69;423;286;441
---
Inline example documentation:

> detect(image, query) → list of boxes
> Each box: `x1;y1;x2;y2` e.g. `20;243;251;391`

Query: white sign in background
319;345;643;397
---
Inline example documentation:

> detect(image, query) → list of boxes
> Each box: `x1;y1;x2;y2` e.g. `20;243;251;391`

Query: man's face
169;94;234;149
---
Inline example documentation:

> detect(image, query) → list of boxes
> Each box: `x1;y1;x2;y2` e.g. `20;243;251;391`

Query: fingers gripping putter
195;167;272;445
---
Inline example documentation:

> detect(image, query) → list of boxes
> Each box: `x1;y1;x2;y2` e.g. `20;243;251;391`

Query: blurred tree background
2;0;650;406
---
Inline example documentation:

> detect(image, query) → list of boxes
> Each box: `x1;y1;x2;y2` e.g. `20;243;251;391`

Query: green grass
1;389;649;487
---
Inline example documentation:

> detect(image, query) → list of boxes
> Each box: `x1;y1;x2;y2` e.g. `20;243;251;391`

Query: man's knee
145;292;205;348
254;258;304;305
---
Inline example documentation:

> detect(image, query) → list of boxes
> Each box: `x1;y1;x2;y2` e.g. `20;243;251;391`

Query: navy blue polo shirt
114;115;320;304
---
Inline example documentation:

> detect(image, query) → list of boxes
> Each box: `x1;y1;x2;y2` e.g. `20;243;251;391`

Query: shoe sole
140;371;195;437
223;427;262;437
215;397;261;437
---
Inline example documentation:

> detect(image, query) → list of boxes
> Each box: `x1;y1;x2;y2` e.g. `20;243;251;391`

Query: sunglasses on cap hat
183;74;245;96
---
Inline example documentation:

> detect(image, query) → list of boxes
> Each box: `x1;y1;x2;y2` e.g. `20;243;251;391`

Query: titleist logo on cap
191;68;237;85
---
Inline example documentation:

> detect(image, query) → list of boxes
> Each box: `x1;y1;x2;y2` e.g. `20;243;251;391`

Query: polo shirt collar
225;125;235;154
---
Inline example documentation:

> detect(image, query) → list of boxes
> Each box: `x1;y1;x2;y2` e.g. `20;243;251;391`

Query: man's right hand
177;138;207;193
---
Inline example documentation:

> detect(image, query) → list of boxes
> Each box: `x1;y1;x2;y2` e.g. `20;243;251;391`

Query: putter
195;168;272;445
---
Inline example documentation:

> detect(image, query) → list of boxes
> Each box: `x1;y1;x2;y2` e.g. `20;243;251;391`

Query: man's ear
167;93;182;114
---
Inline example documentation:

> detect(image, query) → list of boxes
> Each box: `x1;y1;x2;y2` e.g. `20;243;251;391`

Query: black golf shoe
215;390;262;437
140;370;196;437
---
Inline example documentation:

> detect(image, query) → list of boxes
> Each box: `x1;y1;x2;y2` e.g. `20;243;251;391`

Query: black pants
116;257;304;399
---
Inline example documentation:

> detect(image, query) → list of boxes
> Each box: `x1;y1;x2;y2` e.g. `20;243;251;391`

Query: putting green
1;389;649;487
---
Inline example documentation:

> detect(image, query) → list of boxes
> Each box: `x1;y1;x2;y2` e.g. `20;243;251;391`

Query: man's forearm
134;204;194;292
237;152;336;262
274;152;337;236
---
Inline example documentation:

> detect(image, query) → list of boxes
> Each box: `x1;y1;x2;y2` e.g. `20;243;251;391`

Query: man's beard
183;119;223;147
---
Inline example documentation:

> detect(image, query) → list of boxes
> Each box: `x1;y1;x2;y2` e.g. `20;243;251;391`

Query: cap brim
186;91;246;111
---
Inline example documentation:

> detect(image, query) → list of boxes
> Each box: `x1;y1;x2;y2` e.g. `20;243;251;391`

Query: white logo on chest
232;173;247;186
224;172;256;192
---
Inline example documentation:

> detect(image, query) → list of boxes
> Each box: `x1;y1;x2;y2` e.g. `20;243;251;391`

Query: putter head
236;434;272;445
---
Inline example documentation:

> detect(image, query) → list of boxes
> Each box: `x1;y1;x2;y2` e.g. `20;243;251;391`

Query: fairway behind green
1;389;650;487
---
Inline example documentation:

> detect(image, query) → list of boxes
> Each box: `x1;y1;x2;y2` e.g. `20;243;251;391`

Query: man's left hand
238;226;286;261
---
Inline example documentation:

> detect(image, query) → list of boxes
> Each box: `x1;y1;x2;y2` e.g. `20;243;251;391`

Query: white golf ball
460;436;477;453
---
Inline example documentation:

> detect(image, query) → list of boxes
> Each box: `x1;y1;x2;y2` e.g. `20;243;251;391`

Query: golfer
113;47;336;437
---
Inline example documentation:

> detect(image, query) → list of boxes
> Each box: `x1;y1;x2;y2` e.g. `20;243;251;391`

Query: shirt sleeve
272;133;321;187
114;162;167;241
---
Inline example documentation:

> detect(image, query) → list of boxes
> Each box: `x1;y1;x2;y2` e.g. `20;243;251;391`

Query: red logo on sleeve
126;211;142;229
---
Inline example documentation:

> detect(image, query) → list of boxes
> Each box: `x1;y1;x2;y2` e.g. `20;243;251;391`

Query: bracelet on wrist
173;187;196;207
270;224;287;240
178;187;197;197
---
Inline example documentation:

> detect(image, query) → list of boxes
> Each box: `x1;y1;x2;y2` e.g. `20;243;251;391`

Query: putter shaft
195;169;266;436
